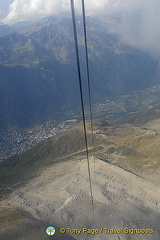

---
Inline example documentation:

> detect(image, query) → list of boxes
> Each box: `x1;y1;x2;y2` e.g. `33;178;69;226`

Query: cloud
1;0;146;24
1;0;160;55
2;0;71;24
88;0;160;55
110;0;160;55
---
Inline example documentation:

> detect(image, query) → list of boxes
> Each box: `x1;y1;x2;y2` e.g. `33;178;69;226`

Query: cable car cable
81;0;94;148
70;0;95;220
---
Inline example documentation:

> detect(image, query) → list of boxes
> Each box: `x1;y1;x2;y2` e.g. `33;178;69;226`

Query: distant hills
0;16;160;130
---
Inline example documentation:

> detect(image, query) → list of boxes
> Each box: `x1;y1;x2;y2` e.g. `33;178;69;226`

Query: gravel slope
1;156;159;240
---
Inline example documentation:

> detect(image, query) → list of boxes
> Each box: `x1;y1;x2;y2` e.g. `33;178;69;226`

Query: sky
0;0;160;55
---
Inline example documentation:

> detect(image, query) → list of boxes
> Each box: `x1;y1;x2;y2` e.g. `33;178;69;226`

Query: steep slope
0;62;79;130
0;32;52;66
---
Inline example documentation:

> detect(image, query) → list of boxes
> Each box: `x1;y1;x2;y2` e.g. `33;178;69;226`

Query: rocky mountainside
0;16;160;130
0;104;160;239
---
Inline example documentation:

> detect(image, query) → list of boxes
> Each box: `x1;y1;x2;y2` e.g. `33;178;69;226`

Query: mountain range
0;14;160;240
1;16;160;131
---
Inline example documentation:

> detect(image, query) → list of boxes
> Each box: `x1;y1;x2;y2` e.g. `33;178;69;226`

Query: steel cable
81;0;94;148
70;0;95;220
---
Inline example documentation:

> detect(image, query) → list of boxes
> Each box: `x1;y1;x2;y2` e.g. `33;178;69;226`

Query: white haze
1;0;160;55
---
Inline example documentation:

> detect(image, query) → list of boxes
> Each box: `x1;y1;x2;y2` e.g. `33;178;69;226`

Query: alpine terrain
0;14;160;240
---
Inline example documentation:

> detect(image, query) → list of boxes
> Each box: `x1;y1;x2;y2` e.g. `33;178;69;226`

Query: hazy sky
0;0;160;55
